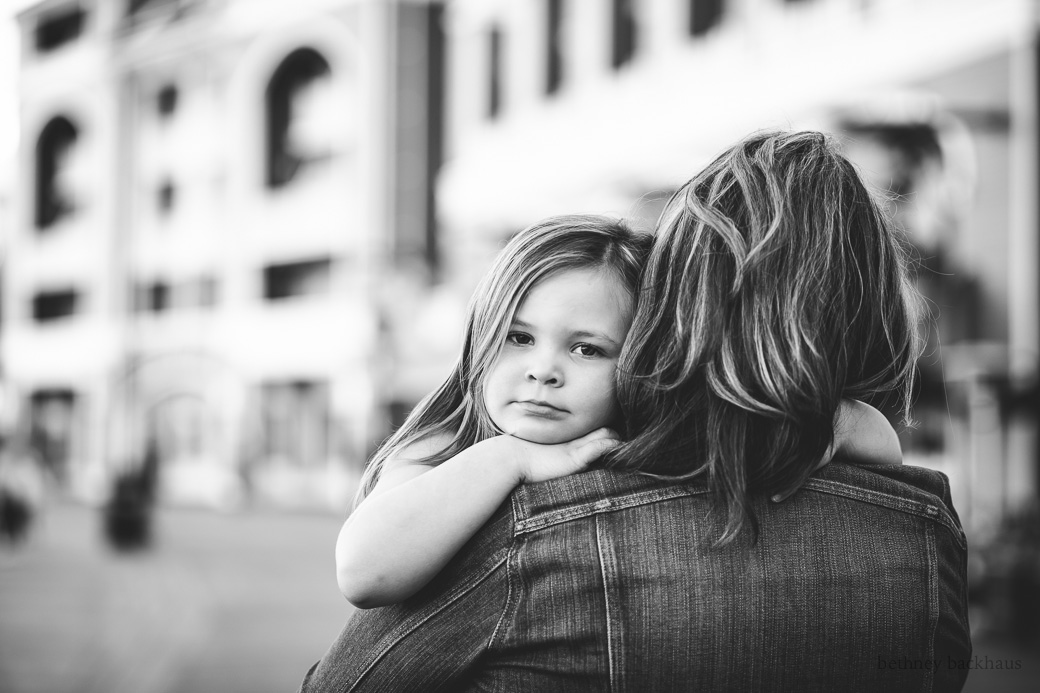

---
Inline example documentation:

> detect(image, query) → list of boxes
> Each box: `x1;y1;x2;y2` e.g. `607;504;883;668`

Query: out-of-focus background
0;0;1037;691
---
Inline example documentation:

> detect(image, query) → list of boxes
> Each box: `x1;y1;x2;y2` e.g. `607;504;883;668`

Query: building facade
438;0;1040;538
12;0;1040;532
8;0;447;509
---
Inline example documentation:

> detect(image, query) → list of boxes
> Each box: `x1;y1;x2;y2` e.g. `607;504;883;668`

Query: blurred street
0;500;353;693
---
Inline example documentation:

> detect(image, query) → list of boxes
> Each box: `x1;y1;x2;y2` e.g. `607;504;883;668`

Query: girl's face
483;267;634;444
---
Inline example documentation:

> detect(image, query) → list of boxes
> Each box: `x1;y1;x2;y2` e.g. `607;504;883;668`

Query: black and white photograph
0;1;1037;691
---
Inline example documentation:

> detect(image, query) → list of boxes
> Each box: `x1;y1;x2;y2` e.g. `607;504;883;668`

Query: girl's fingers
573;427;619;444
572;437;620;466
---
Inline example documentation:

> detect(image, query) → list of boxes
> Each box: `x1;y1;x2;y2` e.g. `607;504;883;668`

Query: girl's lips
515;400;567;419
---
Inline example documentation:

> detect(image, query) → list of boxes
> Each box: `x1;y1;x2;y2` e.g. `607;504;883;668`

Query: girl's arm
773;400;900;503
335;429;618;609
832;399;902;465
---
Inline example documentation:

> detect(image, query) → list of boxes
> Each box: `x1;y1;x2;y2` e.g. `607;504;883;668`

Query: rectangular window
263;258;332;300
196;276;218;308
157;180;175;214
35;8;86;53
488;26;503;118
157;84;178;117
133;281;170;313
689;0;724;37
133;278;217;312
546;0;564;95
611;0;637;69
260;381;329;467
149;282;170;312
32;289;79;322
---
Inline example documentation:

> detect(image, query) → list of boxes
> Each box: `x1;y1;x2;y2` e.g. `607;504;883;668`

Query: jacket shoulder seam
801;478;966;548
515;485;708;535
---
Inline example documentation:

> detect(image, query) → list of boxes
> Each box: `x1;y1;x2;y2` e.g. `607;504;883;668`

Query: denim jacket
299;462;970;692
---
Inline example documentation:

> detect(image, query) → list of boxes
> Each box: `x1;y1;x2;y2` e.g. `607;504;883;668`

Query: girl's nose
525;357;562;386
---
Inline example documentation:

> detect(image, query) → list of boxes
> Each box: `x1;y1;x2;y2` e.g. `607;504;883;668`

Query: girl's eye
573;343;603;358
506;332;533;346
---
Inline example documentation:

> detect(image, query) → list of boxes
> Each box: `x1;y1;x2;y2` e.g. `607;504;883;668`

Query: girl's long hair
614;130;925;543
356;214;651;502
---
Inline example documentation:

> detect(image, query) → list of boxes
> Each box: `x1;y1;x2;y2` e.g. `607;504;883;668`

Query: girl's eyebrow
572;330;621;347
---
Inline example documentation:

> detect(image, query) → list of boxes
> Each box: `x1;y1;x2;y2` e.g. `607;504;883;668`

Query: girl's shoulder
387;430;456;468
370;431;457;495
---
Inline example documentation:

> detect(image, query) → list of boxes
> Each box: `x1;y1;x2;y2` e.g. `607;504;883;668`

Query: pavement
0;500;353;693
0;499;1035;693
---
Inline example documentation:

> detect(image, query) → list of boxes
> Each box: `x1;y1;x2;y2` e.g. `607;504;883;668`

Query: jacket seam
488;496;524;652
924;522;938;692
347;555;508;692
937;472;969;547
800;478;966;548
516;486;708;535
595;515;620;692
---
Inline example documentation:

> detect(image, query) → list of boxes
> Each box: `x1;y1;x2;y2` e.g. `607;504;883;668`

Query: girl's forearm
335;438;521;609
834;399;902;465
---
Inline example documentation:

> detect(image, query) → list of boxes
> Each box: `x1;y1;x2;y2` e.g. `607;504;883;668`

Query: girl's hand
773;401;901;503
830;399;902;466
502;427;621;484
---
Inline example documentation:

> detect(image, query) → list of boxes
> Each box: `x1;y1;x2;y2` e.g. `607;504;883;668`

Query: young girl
336;214;901;609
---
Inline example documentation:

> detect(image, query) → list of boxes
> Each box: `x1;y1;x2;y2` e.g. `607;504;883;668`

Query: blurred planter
0;488;33;543
0;453;44;544
102;457;157;551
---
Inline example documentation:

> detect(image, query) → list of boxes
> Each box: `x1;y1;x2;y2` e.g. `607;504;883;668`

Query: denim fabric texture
298;462;971;693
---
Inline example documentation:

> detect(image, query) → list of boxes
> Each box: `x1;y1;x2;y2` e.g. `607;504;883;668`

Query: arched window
35;116;80;229
265;48;333;188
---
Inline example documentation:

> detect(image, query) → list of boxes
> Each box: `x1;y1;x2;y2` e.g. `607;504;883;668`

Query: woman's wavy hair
356;214;651;502
614;130;925;543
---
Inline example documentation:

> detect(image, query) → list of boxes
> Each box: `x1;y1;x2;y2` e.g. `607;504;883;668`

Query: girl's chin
505;423;594;446
514;433;572;445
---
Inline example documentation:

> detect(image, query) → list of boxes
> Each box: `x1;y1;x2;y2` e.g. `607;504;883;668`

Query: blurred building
438;0;1040;538
10;0;1040;535
6;0;447;509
